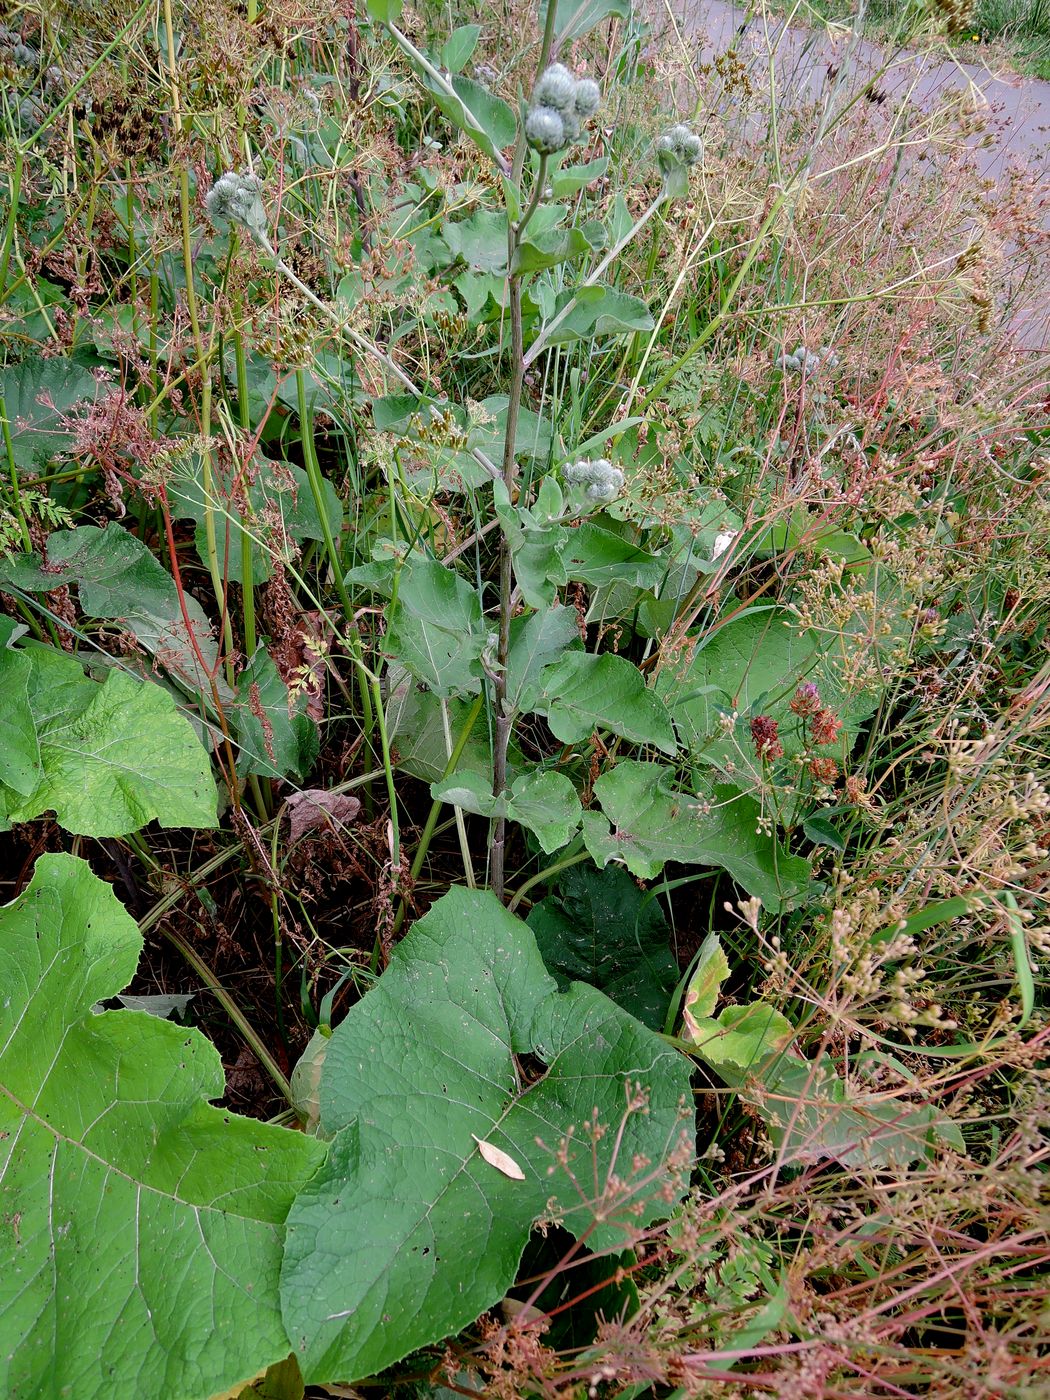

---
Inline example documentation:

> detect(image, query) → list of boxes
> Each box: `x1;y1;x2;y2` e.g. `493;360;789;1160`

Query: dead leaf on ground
286;790;362;844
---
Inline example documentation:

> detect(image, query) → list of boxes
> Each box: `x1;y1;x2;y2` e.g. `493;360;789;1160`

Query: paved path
657;2;1050;344
671;0;1050;178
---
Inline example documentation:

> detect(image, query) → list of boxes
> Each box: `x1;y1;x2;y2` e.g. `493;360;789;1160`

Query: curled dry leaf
285;790;362;844
472;1134;526;1180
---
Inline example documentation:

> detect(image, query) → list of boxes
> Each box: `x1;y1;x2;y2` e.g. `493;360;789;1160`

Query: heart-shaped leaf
0;854;324;1399
0;642;217;836
280;887;692;1384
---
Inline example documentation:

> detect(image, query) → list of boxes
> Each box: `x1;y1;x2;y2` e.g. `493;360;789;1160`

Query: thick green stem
296;377;399;875
163;0;233;680
0;149;23;301
0;394;32;552
393;694;483;935
232;291;257;659
489;246;526;902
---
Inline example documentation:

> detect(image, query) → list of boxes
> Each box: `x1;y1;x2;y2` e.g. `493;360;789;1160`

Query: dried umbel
562;457;625;503
525;64;601;156
204;171;272;251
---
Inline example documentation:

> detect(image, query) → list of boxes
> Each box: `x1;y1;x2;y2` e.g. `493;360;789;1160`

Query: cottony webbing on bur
656;123;703;200
524;63;601;156
562;457;625;503
204;171;273;252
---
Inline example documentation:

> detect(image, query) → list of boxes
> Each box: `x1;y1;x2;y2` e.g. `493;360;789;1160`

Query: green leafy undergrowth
280;886;692;1385
580;761;812;909
682;935;963;1169
0;854;324;1400
0;522;224;698
528;864;679;1030
168;452;342;586
0;635;217;835
1;523;318;783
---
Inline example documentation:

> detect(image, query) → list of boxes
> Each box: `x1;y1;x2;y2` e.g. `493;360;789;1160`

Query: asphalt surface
658;1;1050;345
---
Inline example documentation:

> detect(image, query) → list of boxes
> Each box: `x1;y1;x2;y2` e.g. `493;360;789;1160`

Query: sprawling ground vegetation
0;1;1048;1395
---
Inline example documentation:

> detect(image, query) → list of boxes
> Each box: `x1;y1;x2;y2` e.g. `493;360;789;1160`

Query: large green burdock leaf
655;611;878;768
580;761;812;910
0;643;217;835
0;358;99;470
524;652;677;755
538;286;653;347
0;522;224;698
421;72;516;169
0;854;325;1400
280;888;692;1384
0;645;40;796
384;558;489;697
527;865;678;1031
505;605;581;710
167;453;342;587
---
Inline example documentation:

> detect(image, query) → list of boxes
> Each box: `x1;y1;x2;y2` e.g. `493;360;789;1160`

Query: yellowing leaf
681;933;731;1039
472;1134;526;1180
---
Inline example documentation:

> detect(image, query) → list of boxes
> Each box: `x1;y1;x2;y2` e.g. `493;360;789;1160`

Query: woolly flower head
526;65;601;155
563;457;625;503
524;106;566;156
205;171;271;249
532;63;577;114
775;344;840;375
573;78;601;119
657;123;703;171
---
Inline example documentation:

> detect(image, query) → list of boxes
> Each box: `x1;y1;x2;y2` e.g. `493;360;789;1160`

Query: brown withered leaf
286;790;362;844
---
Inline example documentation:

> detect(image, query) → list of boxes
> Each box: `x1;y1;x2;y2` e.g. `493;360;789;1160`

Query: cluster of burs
562;458;625;503
1;24;61;127
524;63;602;155
776;344;840;375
